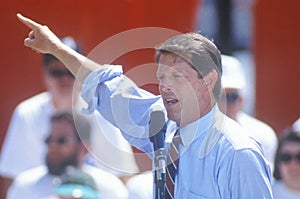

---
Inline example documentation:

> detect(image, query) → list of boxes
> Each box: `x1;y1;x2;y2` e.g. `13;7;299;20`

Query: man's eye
173;74;183;78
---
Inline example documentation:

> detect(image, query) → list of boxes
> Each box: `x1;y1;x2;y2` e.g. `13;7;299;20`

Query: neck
52;94;76;110
179;102;215;127
50;84;80;110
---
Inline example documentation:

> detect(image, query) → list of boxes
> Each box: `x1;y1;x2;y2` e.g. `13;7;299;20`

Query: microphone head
149;106;166;148
149;110;165;137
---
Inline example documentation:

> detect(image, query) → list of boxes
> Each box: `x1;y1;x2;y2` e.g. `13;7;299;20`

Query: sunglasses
47;69;74;78
225;92;240;104
45;136;78;145
279;153;300;163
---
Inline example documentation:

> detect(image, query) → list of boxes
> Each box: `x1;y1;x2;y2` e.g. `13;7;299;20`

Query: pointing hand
17;13;61;54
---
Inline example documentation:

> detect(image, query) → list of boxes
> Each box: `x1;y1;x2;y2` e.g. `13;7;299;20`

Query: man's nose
159;84;171;93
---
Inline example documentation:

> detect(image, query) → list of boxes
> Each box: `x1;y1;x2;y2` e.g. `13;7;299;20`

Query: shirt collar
180;105;217;147
179;105;226;159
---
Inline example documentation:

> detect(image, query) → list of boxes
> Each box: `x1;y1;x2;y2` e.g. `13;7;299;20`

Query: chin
166;112;179;124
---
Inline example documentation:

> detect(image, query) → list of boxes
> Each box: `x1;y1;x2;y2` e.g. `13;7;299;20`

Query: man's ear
203;70;218;90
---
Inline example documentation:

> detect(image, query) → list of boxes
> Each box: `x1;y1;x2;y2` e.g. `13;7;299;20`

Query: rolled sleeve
81;64;123;114
80;64;163;154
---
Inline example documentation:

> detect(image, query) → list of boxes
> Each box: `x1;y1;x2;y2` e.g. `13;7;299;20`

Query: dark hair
273;128;300;180
43;36;82;67
50;110;91;142
155;32;222;99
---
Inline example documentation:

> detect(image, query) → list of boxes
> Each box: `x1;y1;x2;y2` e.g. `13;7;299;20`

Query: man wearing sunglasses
272;129;300;199
7;110;128;199
0;37;139;196
219;55;278;173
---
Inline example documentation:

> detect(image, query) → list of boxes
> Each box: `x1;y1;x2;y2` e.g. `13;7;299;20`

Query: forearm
51;42;100;83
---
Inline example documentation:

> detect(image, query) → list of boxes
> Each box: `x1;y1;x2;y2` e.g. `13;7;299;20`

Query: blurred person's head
55;168;99;199
218;55;246;120
155;33;222;126
45;110;91;176
42;37;82;108
273;129;300;191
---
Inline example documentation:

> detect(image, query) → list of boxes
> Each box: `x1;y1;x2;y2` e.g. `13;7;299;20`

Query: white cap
221;55;246;91
292;118;300;131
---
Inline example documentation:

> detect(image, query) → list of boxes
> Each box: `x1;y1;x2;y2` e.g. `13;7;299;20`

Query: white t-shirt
272;180;300;199
237;111;278;172
126;171;153;199
7;165;129;199
0;92;139;178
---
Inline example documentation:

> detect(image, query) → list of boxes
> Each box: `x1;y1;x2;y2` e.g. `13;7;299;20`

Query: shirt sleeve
81;65;164;154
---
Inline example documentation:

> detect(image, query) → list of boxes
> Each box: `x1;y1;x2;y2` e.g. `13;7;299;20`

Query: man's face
157;54;209;126
45;121;81;175
44;60;76;98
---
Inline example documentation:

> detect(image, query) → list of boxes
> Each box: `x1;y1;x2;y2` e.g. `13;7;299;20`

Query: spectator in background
272;128;300;199
0;36;139;195
218;55;278;171
7;110;128;199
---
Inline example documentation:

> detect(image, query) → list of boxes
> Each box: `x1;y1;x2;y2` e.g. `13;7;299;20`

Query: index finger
17;13;42;30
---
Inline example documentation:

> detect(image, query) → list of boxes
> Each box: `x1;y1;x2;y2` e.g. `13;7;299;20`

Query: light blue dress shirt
82;65;273;199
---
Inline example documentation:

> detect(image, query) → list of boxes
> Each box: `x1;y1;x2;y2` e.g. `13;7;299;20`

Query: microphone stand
151;148;166;199
149;109;167;199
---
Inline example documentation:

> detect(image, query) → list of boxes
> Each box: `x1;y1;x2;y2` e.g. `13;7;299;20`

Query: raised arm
17;13;100;82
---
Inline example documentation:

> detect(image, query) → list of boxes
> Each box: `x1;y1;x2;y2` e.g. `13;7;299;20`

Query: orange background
0;0;197;194
0;0;197;146
255;0;300;132
0;0;300;195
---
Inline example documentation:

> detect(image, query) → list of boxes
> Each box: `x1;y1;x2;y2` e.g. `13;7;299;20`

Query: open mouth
163;96;180;110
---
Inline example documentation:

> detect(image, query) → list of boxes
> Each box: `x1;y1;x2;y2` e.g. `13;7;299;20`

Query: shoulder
83;165;120;181
238;112;276;134
220;116;261;150
13;166;48;185
126;171;153;199
17;92;51;107
271;180;284;189
272;180;290;198
83;165;128;198
212;117;271;167
7;166;57;199
127;171;152;187
126;171;153;190
14;92;52;115
83;165;125;187
15;166;48;182
195;111;264;159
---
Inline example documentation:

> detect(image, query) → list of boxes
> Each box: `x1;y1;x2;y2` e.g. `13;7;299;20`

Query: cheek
181;86;200;106
44;76;58;87
279;163;289;175
192;82;207;99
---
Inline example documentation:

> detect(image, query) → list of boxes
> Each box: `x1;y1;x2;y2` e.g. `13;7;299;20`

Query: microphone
149;106;167;183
